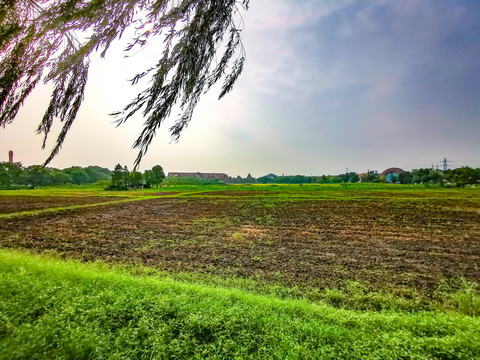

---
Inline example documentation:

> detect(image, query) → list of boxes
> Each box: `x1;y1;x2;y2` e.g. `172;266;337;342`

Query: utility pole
443;158;448;172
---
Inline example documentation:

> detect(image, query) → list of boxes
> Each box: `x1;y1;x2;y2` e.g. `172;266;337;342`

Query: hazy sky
1;0;480;177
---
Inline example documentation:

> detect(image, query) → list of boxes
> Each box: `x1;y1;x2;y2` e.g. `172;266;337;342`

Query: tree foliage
0;0;249;167
0;162;111;188
144;164;165;187
444;167;480;187
111;164;127;189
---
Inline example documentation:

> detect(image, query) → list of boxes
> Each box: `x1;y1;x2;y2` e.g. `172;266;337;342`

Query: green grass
1;183;479;200
0;196;159;220
1;250;479;359
127;263;480;316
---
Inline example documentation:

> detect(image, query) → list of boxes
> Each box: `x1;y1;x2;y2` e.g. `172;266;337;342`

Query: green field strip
175;193;471;202
0;197;154;220
1;193;477;220
1;249;479;359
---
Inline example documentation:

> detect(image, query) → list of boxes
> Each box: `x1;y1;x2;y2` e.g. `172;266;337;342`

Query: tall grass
1;250;479;359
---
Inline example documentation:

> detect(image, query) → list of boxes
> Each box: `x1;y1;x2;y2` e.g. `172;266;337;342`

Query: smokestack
8;150;13;164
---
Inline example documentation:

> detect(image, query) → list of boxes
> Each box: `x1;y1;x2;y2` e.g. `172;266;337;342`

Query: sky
1;0;480;177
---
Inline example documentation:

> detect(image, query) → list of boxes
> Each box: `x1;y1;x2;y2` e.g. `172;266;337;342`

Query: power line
442;158;452;172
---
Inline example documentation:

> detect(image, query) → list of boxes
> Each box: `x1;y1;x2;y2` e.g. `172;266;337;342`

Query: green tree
123;166;129;189
411;168;442;184
398;171;412;184
1;1;249;167
84;166;111;183
334;172;359;183
361;170;380;183
129;171;143;189
24;165;51;188
63;167;89;185
148;165;166;188
0;161;23;188
445;167;480;187
49;169;73;185
111;164;125;190
0;163;10;188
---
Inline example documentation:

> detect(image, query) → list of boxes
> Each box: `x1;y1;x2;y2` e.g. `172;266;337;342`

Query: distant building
8;150;13;163
380;167;405;182
167;172;229;182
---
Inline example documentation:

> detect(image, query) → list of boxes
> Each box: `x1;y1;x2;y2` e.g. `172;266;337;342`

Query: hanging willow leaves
0;0;249;168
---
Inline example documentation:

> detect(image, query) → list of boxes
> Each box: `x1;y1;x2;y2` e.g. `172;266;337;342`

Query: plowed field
1;187;479;295
0;195;125;214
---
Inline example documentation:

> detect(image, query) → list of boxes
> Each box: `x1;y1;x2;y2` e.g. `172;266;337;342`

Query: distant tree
152;165;166;187
0;161;23;187
318;175;332;184
398;171;412;184
1;163;117;188
49;169;73;185
24;165;50;188
361;170;380;183
0;164;10;188
348;173;360;183
144;165;165;188
445;167;480;187
111;164;125;190
84;166;111;183
143;170;154;188
411;168;442;184
129;171;143;188
63;166;89;185
334;172;359;183
257;176;272;184
123;166;129;189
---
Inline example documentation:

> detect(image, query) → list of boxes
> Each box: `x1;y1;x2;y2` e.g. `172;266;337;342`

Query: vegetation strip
0;197;159;220
1;250;479;359
0;191;229;219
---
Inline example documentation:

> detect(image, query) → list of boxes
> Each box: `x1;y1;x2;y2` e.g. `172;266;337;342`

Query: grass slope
1;250;479;359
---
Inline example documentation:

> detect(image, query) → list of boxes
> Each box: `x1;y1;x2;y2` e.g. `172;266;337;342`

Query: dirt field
0;195;126;214
1;189;479;294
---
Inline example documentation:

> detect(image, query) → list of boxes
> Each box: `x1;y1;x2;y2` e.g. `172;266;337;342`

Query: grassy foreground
1;250;479;359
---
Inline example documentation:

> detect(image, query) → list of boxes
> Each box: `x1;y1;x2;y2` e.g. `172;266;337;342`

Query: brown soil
0;196;125;214
0;197;479;293
200;191;273;196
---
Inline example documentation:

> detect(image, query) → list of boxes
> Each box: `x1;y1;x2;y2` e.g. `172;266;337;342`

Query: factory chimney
8;150;13;164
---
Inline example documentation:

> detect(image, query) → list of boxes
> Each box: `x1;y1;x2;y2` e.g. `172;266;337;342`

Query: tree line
396;167;480;187
0;162;166;190
0;162;111;188
108;164;165;190
229;167;480;187
2;162;478;189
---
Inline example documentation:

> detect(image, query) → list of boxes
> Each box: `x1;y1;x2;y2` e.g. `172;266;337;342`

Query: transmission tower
442;158;450;172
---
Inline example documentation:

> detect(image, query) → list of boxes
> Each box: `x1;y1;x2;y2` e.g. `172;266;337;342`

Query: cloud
246;0;354;31
4;0;480;175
